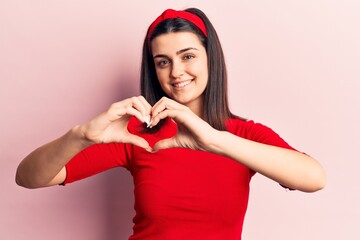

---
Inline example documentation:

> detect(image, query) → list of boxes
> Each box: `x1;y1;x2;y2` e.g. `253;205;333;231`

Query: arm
209;131;326;192
15;126;91;188
16;96;152;189
149;97;326;193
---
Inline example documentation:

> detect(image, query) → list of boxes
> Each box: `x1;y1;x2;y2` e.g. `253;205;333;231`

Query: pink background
1;0;359;239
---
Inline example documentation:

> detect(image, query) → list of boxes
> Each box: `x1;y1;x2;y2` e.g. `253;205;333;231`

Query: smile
172;80;192;88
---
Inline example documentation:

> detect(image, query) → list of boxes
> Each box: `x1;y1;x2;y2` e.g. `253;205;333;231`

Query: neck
187;98;204;119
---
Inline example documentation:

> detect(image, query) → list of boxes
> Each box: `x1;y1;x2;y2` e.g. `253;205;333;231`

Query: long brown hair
140;8;243;131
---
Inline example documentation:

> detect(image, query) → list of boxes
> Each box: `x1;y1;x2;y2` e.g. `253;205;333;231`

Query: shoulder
226;118;281;142
226;118;296;150
226;118;269;137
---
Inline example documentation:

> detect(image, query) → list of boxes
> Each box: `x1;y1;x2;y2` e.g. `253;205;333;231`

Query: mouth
172;80;192;88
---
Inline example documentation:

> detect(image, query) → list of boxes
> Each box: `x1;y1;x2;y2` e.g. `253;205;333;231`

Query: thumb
126;134;152;152
152;137;179;152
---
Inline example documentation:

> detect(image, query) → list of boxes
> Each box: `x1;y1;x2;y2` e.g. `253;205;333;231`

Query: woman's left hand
149;97;219;152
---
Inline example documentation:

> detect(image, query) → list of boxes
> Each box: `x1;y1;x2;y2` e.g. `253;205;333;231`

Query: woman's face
151;32;208;115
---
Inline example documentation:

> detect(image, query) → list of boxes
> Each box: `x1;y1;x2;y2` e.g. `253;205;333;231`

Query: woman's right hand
80;96;152;151
16;96;153;188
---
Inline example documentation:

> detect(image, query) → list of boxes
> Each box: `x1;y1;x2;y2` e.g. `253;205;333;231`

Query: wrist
70;125;95;148
205;130;231;155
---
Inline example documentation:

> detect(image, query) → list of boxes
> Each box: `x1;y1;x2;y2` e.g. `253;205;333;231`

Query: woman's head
151;31;209;116
141;8;237;130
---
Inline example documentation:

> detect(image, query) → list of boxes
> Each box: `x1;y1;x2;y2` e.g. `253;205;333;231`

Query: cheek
191;57;208;74
192;62;208;83
155;68;165;82
155;69;169;90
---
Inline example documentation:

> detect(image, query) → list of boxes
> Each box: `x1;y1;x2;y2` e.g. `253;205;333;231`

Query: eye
183;54;195;60
157;59;170;67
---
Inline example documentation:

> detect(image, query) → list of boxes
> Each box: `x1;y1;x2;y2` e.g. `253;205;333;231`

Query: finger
110;97;151;123
137;96;152;113
149;109;180;128
125;134;152;152
150;98;186;126
123;106;146;123
136;96;153;126
110;97;148;116
129;96;152;117
126;96;151;118
152;137;178;152
151;97;178;116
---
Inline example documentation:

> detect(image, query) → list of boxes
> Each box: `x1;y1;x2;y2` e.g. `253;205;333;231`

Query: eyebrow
153;47;199;59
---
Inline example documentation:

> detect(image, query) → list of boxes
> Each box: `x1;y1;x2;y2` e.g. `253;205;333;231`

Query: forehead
151;32;205;55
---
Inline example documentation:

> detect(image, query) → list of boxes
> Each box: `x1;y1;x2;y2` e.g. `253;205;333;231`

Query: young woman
16;8;326;239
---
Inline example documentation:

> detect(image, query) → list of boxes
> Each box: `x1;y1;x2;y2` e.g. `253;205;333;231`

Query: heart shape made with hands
127;116;178;150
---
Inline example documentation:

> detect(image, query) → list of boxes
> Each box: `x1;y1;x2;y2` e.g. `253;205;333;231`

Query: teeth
174;80;191;88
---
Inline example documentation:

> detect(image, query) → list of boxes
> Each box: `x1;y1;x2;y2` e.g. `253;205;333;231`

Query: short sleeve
63;142;132;185
227;119;302;190
243;120;297;151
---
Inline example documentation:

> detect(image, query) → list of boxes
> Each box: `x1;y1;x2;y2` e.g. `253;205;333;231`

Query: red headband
147;9;208;46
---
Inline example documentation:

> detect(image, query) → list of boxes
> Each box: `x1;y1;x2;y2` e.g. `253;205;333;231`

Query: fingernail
143;115;151;126
147;120;153;128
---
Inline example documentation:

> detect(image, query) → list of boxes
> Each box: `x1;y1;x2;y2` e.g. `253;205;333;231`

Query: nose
170;61;184;79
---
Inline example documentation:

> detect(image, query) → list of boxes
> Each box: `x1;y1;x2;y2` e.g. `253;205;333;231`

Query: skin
16;31;326;192
151;32;208;117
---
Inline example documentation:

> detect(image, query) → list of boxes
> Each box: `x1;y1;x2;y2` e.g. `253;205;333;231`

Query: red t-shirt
64;117;297;239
